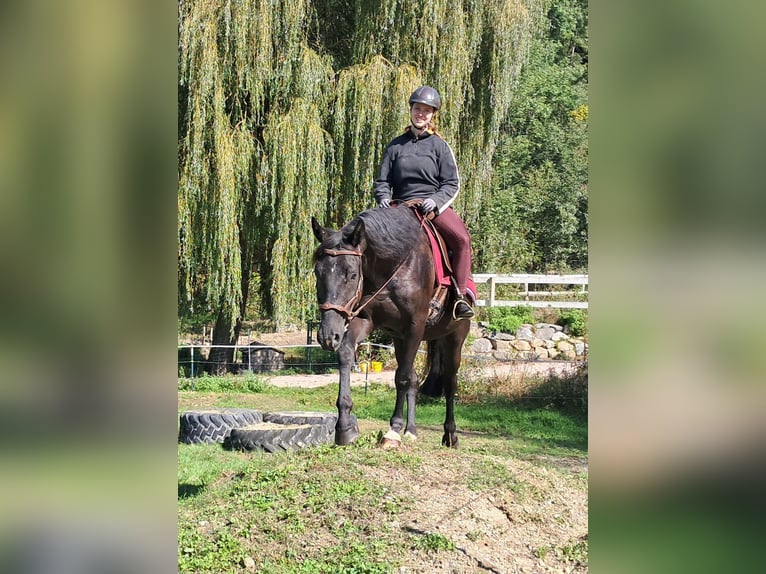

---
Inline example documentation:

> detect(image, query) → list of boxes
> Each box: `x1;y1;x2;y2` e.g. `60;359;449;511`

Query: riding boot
452;295;474;320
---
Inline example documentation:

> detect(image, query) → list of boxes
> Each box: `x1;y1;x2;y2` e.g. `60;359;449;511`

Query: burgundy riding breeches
431;207;473;297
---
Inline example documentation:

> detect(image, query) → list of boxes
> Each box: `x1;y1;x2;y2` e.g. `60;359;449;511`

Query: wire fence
177;342;397;378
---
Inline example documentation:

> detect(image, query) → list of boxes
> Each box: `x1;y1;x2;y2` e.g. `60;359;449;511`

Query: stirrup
452;297;474;320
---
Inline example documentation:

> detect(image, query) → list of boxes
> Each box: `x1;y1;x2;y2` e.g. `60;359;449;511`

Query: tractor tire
262;410;337;427
224;412;357;452
178;408;263;444
223;422;335;453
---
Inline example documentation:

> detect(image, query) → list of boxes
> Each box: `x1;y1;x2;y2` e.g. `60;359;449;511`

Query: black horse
311;205;470;448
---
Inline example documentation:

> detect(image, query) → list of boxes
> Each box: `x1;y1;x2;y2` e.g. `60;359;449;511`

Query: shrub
481;306;535;334
557;309;587;337
178;374;267;392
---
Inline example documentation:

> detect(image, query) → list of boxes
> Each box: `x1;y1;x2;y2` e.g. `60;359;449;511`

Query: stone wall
469;322;588;361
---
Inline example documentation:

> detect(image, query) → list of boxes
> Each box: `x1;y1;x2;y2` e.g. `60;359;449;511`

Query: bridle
317;247;365;320
317;246;412;321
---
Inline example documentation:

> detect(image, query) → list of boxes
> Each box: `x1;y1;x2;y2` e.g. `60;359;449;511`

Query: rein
318;212;426;321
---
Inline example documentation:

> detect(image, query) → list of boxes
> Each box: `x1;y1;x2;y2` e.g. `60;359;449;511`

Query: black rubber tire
178;408;263;444
223;422;335;453
262;411;338;427
224;412;358;452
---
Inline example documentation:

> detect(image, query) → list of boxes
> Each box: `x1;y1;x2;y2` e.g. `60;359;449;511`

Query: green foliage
178;373;267;393
557;309;587;337
481;305;535;334
476;0;588;273
414;533;455;552
179;526;246;572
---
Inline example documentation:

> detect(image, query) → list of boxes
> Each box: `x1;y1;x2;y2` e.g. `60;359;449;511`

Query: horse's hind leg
381;336;422;448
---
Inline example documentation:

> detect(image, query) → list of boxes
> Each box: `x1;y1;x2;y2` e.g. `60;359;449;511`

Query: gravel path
265;360;579;388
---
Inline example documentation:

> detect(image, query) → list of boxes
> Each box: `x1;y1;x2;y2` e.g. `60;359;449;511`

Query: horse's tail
419;341;444;398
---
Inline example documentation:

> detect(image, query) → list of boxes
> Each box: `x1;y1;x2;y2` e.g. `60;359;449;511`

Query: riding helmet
408;86;441;111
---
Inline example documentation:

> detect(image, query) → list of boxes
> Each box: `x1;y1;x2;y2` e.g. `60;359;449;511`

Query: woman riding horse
312;206;470;449
374;85;475;320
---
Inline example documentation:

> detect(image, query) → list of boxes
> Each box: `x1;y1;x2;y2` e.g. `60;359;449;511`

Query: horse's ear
311;216;330;243
346;219;366;251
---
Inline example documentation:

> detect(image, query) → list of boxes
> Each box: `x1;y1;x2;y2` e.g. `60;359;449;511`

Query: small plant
560;538;588;564
534;544;553;560
414;532;455;552
481;306;535;334
557;309;587;337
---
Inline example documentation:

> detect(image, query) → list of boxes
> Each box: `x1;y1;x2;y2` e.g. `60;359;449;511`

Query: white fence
473;273;588;309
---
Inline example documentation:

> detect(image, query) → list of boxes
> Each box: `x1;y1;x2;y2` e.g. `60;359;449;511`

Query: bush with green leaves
178;374;266;393
557;309;587;337
481;306;536;334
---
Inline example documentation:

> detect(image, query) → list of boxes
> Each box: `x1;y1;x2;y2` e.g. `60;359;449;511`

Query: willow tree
178;0;543;371
178;0;333;371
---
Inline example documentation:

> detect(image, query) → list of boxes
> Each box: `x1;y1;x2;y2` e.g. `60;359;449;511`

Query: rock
556;341;575;352
492;351;514;361
534;326;557;340
516;327;534;341
551;331;569;341
530;338;545;348
534;347;550;360
242;557;256;571
511;340;532;352
492;339;512;351
495;332;515;341
472;338;493;353
574;340;586;356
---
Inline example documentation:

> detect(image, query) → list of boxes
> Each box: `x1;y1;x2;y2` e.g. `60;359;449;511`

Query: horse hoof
403;431;417;442
379;438;401;450
379;430;402;449
335;426;359;446
441;434;459;448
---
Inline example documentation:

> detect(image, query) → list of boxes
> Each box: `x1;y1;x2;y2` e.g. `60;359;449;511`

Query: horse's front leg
334;337;358;445
334;318;372;445
381;333;423;448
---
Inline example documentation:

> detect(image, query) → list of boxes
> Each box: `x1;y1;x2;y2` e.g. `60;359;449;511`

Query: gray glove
420;198;437;214
378;198;391;208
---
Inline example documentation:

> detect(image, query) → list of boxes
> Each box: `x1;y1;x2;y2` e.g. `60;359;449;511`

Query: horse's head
311;216;367;351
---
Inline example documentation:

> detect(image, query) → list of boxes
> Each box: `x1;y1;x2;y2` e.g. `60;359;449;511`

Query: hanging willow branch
331;56;419;225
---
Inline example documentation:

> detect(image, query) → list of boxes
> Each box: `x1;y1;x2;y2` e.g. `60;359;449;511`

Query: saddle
398;201;474;326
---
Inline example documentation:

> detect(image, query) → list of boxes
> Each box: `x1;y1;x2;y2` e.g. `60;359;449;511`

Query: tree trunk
206;311;239;375
206;260;252;375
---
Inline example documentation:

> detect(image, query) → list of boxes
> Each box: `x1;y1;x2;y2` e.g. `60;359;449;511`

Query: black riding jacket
374;128;460;214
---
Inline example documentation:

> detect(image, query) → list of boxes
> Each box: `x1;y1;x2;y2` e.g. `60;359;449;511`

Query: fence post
364;341;370;394
190;346;194;378
306;320;314;371
488;276;496;308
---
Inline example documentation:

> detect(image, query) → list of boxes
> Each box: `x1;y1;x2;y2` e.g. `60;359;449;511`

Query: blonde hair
404;121;443;138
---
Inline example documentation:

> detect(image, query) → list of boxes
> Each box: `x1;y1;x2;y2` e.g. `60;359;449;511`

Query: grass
178;367;588;573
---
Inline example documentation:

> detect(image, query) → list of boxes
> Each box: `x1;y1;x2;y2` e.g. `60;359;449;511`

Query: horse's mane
355;207;422;260
313;207;422;262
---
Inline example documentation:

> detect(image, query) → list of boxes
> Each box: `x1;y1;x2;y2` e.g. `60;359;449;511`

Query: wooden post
488;276;496;308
